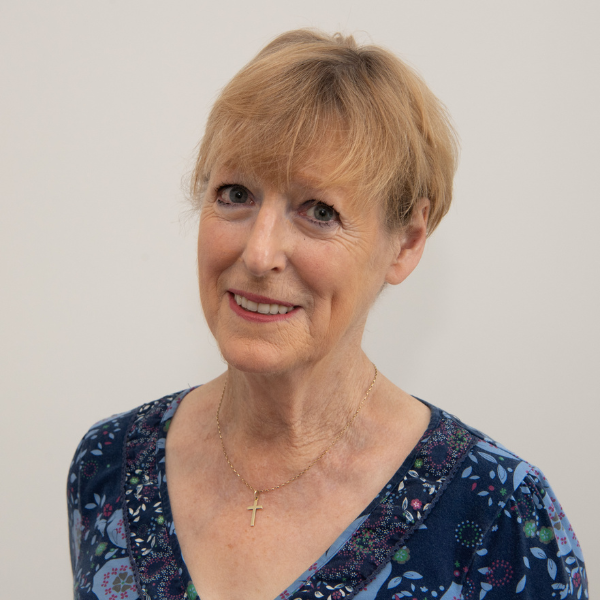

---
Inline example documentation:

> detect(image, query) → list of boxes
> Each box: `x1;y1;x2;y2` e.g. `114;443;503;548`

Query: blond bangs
191;30;458;234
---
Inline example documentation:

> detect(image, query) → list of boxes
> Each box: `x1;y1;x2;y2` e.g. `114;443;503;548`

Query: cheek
197;219;239;300
294;243;362;315
293;243;338;294
303;238;385;329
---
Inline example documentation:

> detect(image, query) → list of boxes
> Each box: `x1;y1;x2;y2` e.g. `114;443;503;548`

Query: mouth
233;293;295;315
228;289;298;320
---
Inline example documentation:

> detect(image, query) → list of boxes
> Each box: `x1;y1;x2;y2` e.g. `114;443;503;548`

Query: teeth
233;293;294;315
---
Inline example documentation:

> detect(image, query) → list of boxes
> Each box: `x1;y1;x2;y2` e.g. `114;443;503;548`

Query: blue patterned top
67;389;588;600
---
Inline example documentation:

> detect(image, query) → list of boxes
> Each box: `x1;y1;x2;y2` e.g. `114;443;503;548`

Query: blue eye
227;185;248;204
307;202;337;222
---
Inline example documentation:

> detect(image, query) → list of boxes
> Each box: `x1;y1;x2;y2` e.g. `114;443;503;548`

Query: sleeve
67;433;86;581
464;469;588;599
66;410;136;599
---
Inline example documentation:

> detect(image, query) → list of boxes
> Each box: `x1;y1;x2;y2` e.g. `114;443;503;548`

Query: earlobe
384;198;430;286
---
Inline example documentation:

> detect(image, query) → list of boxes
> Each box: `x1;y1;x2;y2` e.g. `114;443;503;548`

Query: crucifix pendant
247;491;263;527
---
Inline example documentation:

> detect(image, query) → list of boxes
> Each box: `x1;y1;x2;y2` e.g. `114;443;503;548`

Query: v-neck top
67;389;588;600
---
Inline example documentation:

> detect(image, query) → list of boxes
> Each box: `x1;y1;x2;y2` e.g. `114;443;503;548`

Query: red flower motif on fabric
486;559;514;587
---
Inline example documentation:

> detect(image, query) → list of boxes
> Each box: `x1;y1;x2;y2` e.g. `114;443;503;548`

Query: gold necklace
216;365;378;527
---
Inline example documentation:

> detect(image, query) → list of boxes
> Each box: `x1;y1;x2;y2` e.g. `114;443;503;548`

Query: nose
241;201;288;276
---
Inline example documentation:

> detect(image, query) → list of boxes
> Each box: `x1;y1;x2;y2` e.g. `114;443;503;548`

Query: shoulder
67;389;193;599
68;389;191;474
426;404;541;495
419;405;588;597
436;407;581;547
356;403;588;599
407;404;535;545
69;407;137;471
424;405;559;535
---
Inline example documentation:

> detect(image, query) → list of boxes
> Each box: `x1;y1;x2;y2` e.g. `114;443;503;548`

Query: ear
384;198;430;286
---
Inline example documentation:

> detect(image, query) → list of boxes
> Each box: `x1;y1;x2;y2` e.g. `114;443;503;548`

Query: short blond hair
191;29;458;234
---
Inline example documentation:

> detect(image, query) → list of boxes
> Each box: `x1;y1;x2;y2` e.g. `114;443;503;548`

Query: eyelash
215;183;250;205
214;183;340;228
304;202;340;228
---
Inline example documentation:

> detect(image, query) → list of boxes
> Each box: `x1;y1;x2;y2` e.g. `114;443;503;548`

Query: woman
68;30;588;600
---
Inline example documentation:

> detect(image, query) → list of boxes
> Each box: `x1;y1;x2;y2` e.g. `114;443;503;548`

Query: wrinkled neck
217;350;378;464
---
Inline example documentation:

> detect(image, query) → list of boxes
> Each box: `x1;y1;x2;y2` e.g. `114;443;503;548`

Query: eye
305;202;338;223
217;184;251;205
222;185;248;204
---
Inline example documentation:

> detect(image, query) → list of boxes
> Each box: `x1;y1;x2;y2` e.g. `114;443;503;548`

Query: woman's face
197;160;424;374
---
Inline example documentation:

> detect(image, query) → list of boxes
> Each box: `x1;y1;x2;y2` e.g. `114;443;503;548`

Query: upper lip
228;289;295;307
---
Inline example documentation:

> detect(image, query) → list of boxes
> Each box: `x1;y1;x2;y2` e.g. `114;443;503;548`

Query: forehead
207;112;369;187
211;141;381;207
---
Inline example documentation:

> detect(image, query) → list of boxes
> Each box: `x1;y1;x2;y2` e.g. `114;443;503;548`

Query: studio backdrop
1;1;598;597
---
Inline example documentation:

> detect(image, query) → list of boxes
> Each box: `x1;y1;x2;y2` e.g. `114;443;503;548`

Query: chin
217;337;310;375
221;349;291;375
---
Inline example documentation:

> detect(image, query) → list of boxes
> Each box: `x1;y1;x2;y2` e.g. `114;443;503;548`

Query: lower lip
228;293;298;323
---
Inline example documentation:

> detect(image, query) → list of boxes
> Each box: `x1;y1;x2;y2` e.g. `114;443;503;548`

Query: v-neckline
123;388;476;600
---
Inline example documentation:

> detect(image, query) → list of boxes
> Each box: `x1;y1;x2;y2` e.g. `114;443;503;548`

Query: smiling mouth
233;293;295;315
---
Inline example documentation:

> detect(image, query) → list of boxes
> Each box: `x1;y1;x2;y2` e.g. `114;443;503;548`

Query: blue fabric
68;389;588;600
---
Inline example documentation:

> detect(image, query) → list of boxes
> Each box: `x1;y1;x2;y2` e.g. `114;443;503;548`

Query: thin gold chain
216;365;378;496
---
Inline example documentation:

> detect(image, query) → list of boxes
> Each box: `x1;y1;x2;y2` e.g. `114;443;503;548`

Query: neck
217;351;377;473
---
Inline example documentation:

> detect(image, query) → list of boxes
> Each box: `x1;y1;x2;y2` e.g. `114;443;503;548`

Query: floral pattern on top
68;410;139;599
295;416;476;595
68;391;588;600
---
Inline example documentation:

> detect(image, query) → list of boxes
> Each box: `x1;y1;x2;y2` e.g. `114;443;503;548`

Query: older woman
68;30;587;600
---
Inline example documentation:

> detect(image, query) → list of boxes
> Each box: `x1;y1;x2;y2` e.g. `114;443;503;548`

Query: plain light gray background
1;1;597;596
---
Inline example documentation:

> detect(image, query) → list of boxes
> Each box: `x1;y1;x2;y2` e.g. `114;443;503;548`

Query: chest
161;384;431;600
166;453;381;600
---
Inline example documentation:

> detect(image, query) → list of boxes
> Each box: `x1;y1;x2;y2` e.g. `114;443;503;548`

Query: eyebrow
213;164;341;197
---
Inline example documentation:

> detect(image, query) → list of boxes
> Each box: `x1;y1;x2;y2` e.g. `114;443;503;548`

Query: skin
165;159;432;600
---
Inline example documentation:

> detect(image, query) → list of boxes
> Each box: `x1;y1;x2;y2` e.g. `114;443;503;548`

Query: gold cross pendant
247;491;263;527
